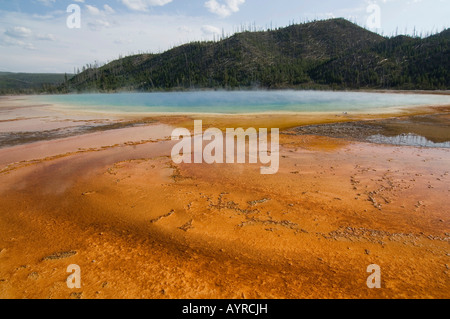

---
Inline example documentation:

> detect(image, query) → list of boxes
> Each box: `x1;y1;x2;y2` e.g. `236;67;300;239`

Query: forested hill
57;18;449;92
0;72;72;94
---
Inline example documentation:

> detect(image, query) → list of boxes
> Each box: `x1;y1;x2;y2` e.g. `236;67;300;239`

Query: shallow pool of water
368;133;450;148
37;91;450;114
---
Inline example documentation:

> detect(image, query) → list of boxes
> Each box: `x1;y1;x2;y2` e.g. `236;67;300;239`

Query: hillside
0;72;72;94
27;19;450;93
310;28;450;89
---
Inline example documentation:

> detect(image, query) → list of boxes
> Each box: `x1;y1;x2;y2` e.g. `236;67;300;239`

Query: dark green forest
2;19;449;94
0;72;73;95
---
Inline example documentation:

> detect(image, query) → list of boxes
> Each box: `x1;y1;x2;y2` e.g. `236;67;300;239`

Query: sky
0;0;448;73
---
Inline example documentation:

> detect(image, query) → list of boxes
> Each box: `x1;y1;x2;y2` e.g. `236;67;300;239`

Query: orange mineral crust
0;130;449;299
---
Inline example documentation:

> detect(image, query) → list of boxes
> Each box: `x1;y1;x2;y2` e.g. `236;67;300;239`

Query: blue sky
0;0;449;73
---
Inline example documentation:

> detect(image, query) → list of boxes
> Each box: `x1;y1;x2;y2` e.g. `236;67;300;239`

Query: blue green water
38;91;450;114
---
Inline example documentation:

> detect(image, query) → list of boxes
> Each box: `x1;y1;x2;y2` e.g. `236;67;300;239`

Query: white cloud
121;0;173;11
86;5;101;15
205;0;245;18
86;4;115;16
226;0;245;12
5;26;33;38
0;9;235;73
36;33;57;41
201;25;221;36
1;36;35;50
2;25;56;52
104;5;115;14
88;19;112;31
84;5;117;30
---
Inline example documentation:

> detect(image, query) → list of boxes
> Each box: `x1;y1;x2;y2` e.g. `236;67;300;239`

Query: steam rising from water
38;91;450;114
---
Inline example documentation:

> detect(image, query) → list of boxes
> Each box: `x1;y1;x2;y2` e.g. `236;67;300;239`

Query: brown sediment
0;139;164;176
0;124;449;299
280;134;351;151
146;104;450;132
286;112;450;144
0;119;162;148
0;98;449;299
0;123;174;170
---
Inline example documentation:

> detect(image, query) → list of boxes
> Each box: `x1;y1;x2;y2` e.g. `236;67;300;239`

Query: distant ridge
0;72;72;94
3;18;449;94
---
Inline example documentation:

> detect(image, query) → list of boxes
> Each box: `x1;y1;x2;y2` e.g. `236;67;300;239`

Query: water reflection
367;133;450;148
